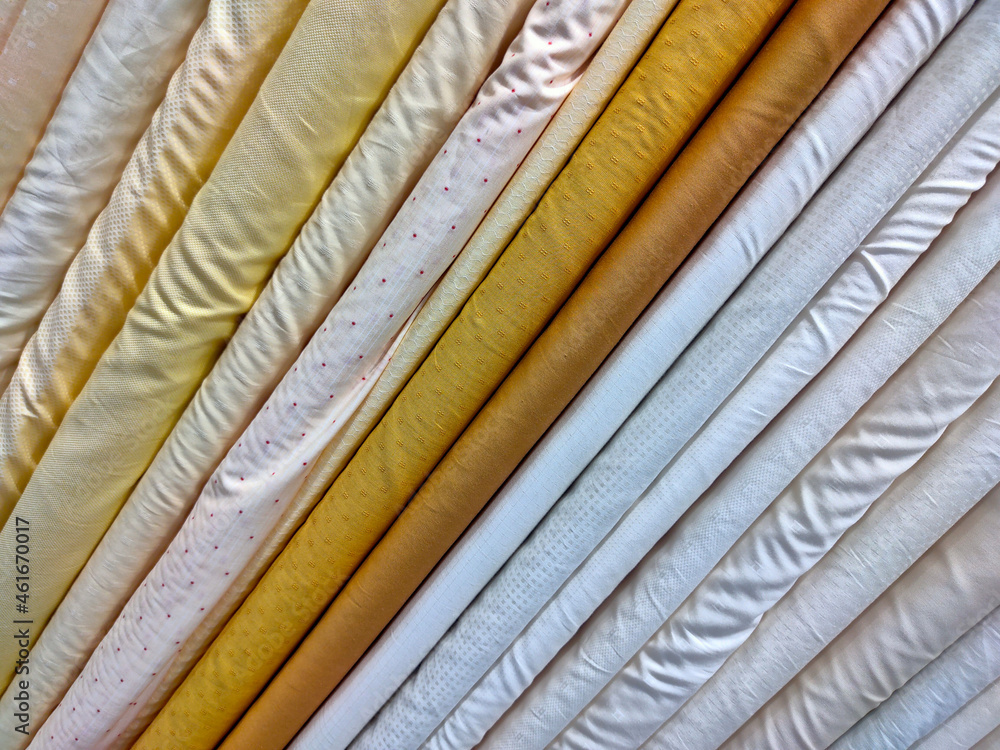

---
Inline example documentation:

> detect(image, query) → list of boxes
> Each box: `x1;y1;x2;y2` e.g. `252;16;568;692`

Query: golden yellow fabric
0;0;109;208
0;0;445;689
140;2;791;747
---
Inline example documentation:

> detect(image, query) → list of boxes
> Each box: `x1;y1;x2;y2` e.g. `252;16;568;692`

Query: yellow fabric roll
141;0;791;745
0;0;444;689
0;0;109;208
288;0;683;535
0;0;309;520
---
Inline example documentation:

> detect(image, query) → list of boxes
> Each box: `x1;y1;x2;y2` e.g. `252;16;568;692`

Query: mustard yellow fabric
140;2;792;746
0;0;309;520
0;0;445;690
0;0;109;208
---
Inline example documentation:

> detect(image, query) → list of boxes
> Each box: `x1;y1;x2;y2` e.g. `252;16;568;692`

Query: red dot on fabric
451;225;456;230
382;279;386;283
444;149;447;154
240;477;244;481
302;433;305;436
250;536;254;539
323;327;327;332
512;87;517;91
413;233;417;238
351;321;355;325
444;187;448;191
484;178;489;183
201;608;205;611
359;355;363;359
389;314;393;318
548;42;552;45
266;440;270;444
190;581;194;585
477;138;481;142
225;572;229;576
329;394;334;398
239;510;243;514
293;402;297;406
420;270;424;274
412;196;416;201
303;462;307;466
322;363;326;367
362;377;366;381
589;32;593;37
517;129;522;134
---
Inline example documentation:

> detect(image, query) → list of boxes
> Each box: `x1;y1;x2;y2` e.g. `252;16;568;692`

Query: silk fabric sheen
0;0;208;397
296;3;969;745
0;0;311;512
353;8;999;747
0;0;108;208
11;0;533;740
237;0;882;744
141;1;789;747
3;0;445;705
723;488;1000;749
914;678;1000;749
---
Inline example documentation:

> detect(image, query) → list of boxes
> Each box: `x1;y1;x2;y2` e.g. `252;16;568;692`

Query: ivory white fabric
833;607;1000;749
33;2;630;747
354;6;997;747
291;2;687;746
0;0;207;391
329;1;968;744
723;489;1000;750
14;0;534;737
0;0;310;509
492;81;1000;750
564;238;1000;749
914;678;1000;749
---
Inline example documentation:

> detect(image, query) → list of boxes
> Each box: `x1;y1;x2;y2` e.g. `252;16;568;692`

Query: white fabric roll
568;252;1000;748
833;608;1000;749
358;6;1000;748
722;489;1000;749
16;0;534;737
0;0;207;389
347;2;976;746
913;679;1000;749
491;80;1000;750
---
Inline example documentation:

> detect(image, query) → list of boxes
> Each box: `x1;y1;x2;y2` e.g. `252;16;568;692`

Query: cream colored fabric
289;0;681;521
0;0;208;398
9;0;532;741
723;488;1000;750
914;679;1000;749
0;0;26;50
0;0;446;701
0;0;310;513
296;3;968;744
0;0;108;208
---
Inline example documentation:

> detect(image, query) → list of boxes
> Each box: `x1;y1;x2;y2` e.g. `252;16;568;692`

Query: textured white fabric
723;489;1000;750
291;3;684;747
567;248;1000;749
340;3;969;747
33;3;630;748
355;7;1000;748
16;0;533;737
914;679;1000;750
833;607;1000;749
645;153;1000;750
491;79;1000;750
0;0;207;390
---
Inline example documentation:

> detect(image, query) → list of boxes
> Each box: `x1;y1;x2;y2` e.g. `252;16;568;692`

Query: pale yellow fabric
290;0;684;537
0;0;309;522
0;0;108;208
0;0;445;694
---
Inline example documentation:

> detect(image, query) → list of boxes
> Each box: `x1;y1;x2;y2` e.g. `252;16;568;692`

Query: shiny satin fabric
286;0;684;524
243;0;884;744
833;607;1000;748
141;2;790;748
0;0;310;516
11;0;532;741
639;143;1000;750
722;488;1000;749
91;3;628;748
493;83;1000;750
0;0;208;399
914;678;1000;749
297;2;970;745
567;227;1000;749
5;0;446;724
353;6;999;746
0;0;108;208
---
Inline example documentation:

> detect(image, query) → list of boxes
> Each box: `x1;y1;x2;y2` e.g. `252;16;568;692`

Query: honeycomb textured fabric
5;0;446;723
0;0;208;396
639;147;1000;750
354;8;996;746
286;0;684;527
0;0;311;514
83;1;629;747
722;488;1000;750
143;2;788;748
913;678;1000;749
565;229;1000;748
296;3;968;745
0;0;108;209
832;607;1000;746
490;79;1000;750
249;0;882;744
